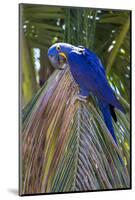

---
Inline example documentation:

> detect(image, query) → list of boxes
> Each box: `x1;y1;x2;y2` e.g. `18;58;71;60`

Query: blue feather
98;99;117;144
68;48;125;114
67;47;126;147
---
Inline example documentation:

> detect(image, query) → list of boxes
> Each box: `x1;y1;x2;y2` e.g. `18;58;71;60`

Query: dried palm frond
20;68;130;195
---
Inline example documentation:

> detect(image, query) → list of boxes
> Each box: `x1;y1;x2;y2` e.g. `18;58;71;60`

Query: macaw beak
58;52;67;70
59;52;67;60
48;52;67;70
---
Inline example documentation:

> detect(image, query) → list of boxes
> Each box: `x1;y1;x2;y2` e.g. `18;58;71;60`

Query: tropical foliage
20;4;131;195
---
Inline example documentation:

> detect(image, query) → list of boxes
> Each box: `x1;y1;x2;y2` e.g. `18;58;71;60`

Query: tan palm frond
20;68;130;195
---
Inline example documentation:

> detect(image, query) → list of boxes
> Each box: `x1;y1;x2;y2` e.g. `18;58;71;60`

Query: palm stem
106;17;130;73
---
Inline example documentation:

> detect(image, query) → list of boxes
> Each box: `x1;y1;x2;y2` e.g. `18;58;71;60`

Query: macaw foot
71;94;88;105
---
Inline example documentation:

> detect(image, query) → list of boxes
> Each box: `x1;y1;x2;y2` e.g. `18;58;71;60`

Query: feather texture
67;47;125;144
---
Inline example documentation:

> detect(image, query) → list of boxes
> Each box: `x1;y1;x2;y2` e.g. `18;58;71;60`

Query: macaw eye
56;45;61;51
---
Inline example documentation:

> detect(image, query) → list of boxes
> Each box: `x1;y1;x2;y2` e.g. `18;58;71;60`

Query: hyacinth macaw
48;43;125;145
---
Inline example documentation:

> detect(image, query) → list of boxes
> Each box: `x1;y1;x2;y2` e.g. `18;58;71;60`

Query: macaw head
48;43;74;70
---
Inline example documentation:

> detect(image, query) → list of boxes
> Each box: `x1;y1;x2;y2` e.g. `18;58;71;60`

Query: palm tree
20;4;131;195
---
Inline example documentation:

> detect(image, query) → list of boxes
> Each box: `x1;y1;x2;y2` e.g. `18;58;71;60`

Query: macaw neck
63;45;74;56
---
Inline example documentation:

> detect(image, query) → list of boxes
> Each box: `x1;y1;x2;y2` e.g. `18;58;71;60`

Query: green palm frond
21;5;130;105
22;5;65;49
95;11;130;102
21;68;130;195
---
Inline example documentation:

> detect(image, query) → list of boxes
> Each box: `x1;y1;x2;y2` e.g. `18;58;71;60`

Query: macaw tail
98;99;124;165
98;99;118;144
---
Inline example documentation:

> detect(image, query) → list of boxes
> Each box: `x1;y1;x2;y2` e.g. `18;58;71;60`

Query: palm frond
21;68;130;195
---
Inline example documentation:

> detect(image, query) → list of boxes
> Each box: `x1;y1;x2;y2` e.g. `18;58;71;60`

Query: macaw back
68;48;125;113
67;47;125;145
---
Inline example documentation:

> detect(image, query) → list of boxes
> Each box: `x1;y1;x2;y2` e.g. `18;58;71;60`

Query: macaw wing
68;48;125;113
78;46;106;76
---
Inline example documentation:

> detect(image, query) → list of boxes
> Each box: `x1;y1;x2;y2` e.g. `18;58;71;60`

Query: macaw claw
71;94;88;105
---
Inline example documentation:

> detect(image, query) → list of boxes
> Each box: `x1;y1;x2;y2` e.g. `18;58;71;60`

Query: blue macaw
48;43;125;145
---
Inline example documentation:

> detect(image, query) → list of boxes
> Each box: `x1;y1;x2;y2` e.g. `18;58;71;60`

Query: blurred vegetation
21;4;130;106
20;4;131;195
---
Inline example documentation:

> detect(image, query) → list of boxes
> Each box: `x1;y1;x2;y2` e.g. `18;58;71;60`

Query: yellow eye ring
56;45;61;51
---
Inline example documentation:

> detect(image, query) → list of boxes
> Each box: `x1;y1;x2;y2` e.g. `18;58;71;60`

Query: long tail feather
98;99;118;144
98;99;125;165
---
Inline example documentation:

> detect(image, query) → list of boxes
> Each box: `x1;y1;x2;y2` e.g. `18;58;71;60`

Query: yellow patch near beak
59;52;67;60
